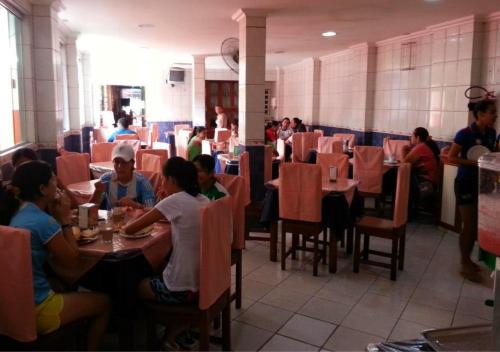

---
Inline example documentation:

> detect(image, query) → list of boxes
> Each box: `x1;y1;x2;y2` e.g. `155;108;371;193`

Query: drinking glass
99;220;114;243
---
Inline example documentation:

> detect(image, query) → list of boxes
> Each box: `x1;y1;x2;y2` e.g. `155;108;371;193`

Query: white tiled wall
481;14;500;132
281;62;306;120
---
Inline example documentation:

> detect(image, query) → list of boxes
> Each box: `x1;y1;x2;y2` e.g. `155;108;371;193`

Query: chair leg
222;300;231;351
398;230;406;271
270;221;278;262
213;316;221;330
391;237;399;281
235;252;242;309
363;234;370;260
353;228;361;273
292;233;299;259
346;225;353;255
199;313;210;351
313;235;319;276
322;229;327;265
340;231;345;248
281;226;287;271
329;228;337;274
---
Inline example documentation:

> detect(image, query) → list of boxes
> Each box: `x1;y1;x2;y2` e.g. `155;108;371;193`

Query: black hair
193;154;215;174
162;157;200;197
292;117;302;125
11;147;38;167
118;117;131;129
272;121;280;127
231;119;238;127
413;127;440;162
191;126;206;140
472;99;496;120
282;117;290;122
1;161;54;225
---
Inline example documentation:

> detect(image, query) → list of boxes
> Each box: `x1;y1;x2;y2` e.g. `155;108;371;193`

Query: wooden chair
91;142;116;162
174;124;191;136
353;146;384;209
291;132;320;163
316;153;349;179
217;174;246;309
279;163;326;276
140;154;162;173
353;163;411;280
91;127;109;144
264;145;274;183
313;129;324;137
56;153;91;187
176;129;192;159
0;226;86;350
115;133;139;141
144;197;232;351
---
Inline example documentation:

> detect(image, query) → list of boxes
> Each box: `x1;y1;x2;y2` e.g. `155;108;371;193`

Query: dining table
264;177;359;273
89;161;114;178
217;153;280;177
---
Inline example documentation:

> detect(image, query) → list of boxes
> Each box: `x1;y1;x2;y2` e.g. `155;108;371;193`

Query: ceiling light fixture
322;31;337;37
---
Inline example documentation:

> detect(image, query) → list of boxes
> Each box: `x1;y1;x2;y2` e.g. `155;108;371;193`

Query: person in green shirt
193;154;228;201
187;127;206;161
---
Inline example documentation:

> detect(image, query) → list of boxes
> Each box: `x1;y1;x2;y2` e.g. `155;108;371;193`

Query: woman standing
448;99;497;281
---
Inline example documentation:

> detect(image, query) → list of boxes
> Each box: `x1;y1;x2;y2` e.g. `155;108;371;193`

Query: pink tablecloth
51;223;172;284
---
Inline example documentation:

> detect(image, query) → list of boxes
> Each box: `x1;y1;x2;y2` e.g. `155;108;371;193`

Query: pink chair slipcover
130;126;150;145
313;129;324;137
238;151;251;205
201;140;212;155
117;139;141;155
136;149;168;171
216;174;246;250
393;163;411;228
264;145;273;183
174;124;191;136
214;128;231;143
152;142;172;158
318;137;343;154
56;153;91;186
138;170;163;196
277;139;286;161
199;196;232;310
150;123;159;145
116;133;139;141
176;129;192;159
292;132;319;163
353;146;384;194
383;138;410;161
92;128;109;144
0;226;37;342
316;153;349;179
279;163;322;223
91;142;116;162
141;154;162;173
333;133;355;148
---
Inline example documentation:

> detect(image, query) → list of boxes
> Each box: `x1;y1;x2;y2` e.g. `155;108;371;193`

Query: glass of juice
99;221;114;244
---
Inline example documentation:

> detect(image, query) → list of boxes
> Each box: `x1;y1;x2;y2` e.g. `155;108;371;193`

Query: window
0;4;24;152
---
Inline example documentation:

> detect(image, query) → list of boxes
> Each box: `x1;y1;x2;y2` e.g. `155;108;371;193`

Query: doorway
205;80;238;138
99;85;146;126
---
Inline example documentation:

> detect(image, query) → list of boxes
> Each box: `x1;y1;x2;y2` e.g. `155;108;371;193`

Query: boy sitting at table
193;154;229;201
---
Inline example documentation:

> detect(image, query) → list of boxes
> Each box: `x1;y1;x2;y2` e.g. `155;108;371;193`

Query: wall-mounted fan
221;37;239;74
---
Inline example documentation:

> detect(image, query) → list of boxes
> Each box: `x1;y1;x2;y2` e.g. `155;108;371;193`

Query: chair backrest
0;226;37;342
318;136;344;154
174;124;191;136
353;146;384;194
199;196;232;310
292;132;319;162
393;163;411;228
117;139;141;154
214;128;231;143
56;153;91;186
91;142;116;162
130;126;150;145
150;123;159;145
141;154;162;172
92;128;109;144
176;129;192;159
116;133;139;141
238;151;251;205
136;149;168;170
279;163;322;222
138;170;163;196
316;153;349;179
216;174;246;250
152;142;171;157
201;140;212;155
333;133;355;148
383;138;410;161
277;139;286;161
313;129;324;137
264;145;273;183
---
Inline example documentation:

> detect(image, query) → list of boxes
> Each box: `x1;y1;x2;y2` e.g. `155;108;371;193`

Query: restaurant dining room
1;0;500;351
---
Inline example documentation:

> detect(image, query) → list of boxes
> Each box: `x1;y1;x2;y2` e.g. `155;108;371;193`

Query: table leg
270;221;278;262
329;228;337;273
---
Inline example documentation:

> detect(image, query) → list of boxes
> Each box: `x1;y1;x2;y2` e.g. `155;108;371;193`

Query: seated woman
9;148;80;209
107;117;138;142
6;161;109;350
193;154;228;201
187;127;206;161
291;117;307;132
123;157;209;349
90;144;155;209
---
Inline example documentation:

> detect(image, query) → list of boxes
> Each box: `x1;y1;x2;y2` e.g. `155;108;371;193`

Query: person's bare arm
123;208;164;235
403;150;419;165
448;143;476;167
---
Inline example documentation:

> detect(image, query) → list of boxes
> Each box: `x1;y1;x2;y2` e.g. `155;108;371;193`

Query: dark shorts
454;179;478;206
149;276;198;304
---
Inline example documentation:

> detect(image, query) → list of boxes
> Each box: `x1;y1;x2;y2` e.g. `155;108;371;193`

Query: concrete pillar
232;8;267;200
65;34;81;130
275;67;284;120
192;55;206;127
304;58;321;127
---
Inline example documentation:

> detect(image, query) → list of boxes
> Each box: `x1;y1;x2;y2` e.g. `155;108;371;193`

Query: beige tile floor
229;222;494;351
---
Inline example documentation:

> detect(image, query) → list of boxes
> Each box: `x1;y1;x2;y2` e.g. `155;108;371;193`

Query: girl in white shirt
123;157;209;348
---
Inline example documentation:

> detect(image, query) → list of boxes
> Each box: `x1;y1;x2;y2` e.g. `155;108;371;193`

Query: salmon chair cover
238;151;251;205
141;154;162;173
201;140;211;155
277;139;286;161
292;132;319;163
56;153;91;186
333;133;355;148
176;129;192;159
130;126;150;145
117;139;141;155
150;123;159;146
383;138;410;161
116;133;139;141
316;153;349;179
0;226;37;342
279;163;322;223
199;196;232;310
136;149;168;170
216;174;246;250
174;124;191;136
353;146;384;194
264;145;273;183
214;128;231;143
313;129;324;137
91;142;116;162
318;137;344;154
393;163;411;228
138;170;163;196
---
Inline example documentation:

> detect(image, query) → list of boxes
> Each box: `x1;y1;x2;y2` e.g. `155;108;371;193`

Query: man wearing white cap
90;144;155;209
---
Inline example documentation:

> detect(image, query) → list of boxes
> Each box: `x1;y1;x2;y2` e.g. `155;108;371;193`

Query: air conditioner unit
167;67;185;86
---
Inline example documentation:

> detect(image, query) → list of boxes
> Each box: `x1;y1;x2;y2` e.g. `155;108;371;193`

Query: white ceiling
63;0;500;69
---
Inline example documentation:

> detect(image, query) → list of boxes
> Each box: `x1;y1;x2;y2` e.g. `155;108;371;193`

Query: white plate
384;160;399;165
467;145;490;161
77;236;98;245
118;225;154;239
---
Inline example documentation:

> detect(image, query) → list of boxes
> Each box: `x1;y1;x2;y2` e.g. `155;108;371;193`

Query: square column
65;35;81;131
304;58;321;126
232;9;267;200
192;55;206;127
